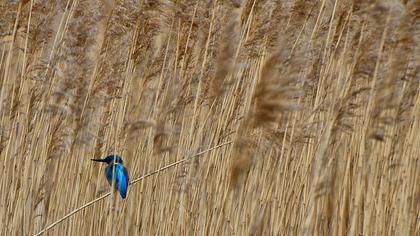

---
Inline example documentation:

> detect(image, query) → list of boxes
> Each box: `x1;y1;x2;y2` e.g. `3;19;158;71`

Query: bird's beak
91;159;107;163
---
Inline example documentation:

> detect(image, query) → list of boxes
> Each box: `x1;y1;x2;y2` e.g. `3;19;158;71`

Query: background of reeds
1;0;419;235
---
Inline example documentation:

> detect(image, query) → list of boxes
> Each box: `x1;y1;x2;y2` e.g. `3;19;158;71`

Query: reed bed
0;0;419;235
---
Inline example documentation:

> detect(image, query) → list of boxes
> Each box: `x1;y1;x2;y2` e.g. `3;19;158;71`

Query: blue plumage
105;164;129;198
91;155;129;199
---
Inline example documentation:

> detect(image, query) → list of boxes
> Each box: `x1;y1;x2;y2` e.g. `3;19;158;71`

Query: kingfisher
91;155;129;199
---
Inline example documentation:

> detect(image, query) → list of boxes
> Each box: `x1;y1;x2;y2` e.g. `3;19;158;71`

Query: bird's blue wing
116;165;129;199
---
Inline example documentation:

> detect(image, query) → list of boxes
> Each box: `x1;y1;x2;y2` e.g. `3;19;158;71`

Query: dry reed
0;0;419;235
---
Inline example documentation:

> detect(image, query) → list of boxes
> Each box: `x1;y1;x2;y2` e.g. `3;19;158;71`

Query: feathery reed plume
230;41;302;189
252;54;301;128
0;126;10;156
242;1;273;58
153;119;173;154
369;1;417;141
229;131;256;189
34;0;107;231
210;5;241;101
92;1;139;157
33;115;70;231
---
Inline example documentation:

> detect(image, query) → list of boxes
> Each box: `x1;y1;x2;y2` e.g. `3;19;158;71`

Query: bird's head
91;155;124;165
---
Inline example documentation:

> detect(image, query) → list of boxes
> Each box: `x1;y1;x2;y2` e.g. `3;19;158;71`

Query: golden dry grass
1;0;419;235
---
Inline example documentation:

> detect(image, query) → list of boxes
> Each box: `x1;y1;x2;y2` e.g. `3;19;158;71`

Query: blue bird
91;155;129;199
